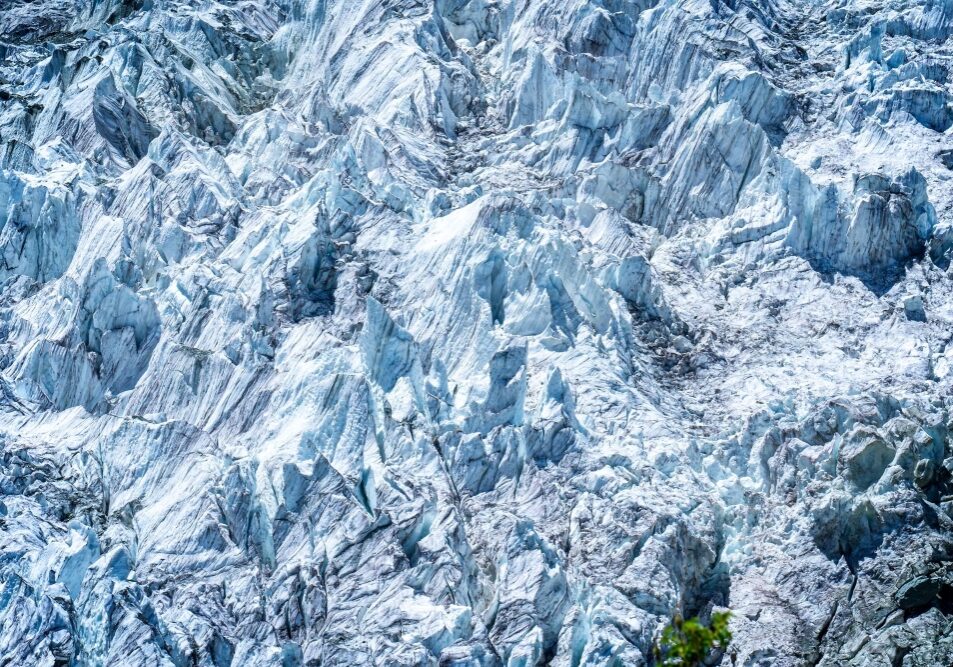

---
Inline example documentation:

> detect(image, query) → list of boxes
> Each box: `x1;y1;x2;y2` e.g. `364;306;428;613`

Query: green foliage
655;611;732;667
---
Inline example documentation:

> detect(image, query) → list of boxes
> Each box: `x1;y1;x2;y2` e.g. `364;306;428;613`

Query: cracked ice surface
1;0;953;665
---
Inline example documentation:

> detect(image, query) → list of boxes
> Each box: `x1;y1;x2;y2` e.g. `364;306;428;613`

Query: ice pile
1;0;953;665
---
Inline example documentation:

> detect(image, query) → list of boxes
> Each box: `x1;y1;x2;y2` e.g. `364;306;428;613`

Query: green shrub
655;611;732;667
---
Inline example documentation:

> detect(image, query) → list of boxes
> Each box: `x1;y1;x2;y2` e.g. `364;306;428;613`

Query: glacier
1;0;953;664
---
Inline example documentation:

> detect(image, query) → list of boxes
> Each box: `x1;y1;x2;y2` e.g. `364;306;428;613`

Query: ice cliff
2;0;953;665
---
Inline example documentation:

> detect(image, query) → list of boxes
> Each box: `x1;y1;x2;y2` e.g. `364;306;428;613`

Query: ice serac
2;0;953;665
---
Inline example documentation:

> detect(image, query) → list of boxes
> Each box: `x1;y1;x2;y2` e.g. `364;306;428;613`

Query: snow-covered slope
1;0;952;664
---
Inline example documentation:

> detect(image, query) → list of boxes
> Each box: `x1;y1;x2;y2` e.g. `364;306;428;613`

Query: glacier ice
2;0;953;665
